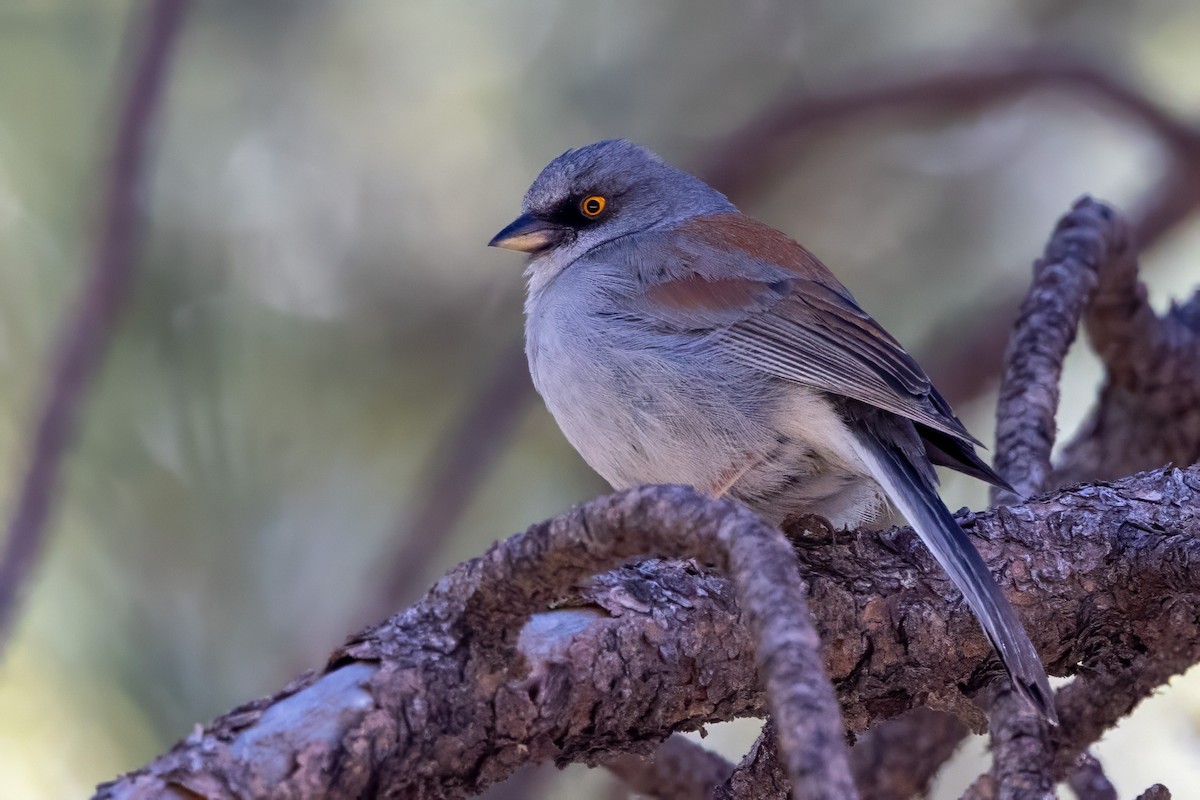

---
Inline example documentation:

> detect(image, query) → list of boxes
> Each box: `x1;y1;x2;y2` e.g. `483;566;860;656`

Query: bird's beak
488;213;563;254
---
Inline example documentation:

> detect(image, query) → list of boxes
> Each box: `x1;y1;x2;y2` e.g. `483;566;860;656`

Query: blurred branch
848;708;968;800
697;49;1200;201
0;0;189;655
604;735;735;799
1066;753;1118;800
369;344;534;620
1137;786;1172;800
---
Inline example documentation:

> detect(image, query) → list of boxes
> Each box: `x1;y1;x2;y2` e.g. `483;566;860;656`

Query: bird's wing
629;212;979;445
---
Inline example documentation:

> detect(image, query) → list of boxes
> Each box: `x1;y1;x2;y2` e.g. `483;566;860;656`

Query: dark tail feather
851;432;1056;723
918;423;1015;494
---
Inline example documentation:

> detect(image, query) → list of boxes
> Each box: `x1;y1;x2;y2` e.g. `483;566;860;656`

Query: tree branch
713;722;790;800
0;0;190;655
992;197;1129;503
95;464;1200;798
1053;225;1200;485
604;735;734;800
848;708;968;800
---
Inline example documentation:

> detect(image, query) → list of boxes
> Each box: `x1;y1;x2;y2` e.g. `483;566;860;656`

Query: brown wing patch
675;213;843;285
643;275;774;312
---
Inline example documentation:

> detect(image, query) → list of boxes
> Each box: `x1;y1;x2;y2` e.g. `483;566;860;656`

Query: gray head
489;140;735;269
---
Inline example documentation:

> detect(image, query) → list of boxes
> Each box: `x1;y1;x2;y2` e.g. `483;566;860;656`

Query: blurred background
1;1;1199;797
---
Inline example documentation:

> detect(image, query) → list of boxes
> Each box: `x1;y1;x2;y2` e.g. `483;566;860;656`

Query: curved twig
992;197;1130;504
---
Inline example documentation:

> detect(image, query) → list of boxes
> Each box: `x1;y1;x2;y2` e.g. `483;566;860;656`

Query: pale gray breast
524;261;782;492
523;250;888;529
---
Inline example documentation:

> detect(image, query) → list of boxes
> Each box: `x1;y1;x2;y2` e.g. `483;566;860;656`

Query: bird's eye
580;195;606;218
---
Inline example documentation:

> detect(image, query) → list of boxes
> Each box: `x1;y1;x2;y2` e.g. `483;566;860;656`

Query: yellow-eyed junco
490;139;1054;722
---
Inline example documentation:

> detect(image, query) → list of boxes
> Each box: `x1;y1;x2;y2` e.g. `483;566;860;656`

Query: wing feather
629;213;978;444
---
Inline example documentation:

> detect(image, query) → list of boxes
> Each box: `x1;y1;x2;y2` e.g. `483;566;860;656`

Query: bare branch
604;735;733;800
1053;222;1200;485
697;50;1200;205
0;0;190;655
95;465;1200;798
992;197;1129;503
849;709;968;800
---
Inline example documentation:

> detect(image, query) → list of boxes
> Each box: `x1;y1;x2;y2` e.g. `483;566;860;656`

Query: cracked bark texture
992;198;1125;504
95;465;1200;799
713;722;790;800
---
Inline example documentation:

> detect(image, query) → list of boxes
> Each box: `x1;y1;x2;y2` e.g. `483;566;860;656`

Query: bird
488;138;1055;723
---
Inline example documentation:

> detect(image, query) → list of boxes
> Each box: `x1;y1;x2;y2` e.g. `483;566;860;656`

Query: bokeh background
2;1;1200;797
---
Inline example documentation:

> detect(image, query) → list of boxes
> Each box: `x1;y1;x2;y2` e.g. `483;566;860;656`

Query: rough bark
96;465;1200;799
1054;276;1200;487
714;722;790;800
992;198;1127;504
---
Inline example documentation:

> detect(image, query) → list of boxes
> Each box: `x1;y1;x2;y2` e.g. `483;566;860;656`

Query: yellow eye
580;195;606;218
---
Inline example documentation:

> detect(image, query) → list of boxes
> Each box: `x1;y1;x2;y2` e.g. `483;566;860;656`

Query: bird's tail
850;432;1057;724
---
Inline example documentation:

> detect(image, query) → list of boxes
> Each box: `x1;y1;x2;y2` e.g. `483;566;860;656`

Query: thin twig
0;0;190;655
849;709;969;800
992;198;1128;504
604;735;734;800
